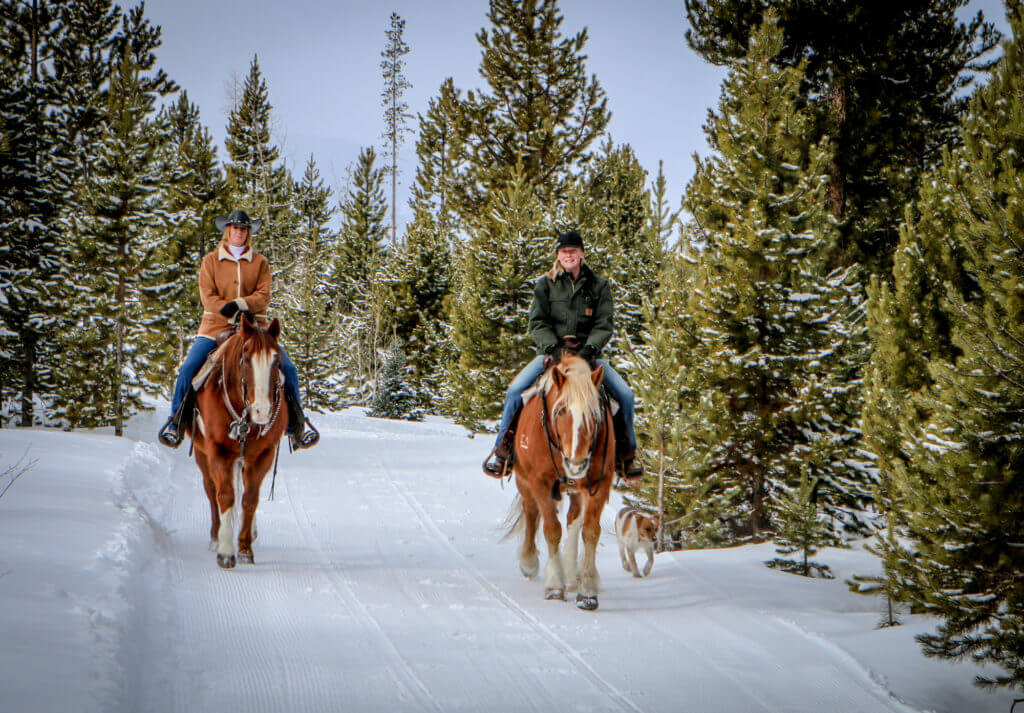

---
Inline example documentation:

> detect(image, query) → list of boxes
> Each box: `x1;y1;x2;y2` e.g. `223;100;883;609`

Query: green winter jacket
528;262;614;357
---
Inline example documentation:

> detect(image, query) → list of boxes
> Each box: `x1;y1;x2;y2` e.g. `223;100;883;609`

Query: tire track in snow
374;455;647;713
279;469;445;713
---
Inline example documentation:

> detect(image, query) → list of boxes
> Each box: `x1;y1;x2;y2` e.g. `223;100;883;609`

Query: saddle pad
191;340;233;392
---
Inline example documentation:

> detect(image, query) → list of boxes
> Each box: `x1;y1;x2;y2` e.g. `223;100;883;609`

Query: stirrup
288;419;320;451
158;417;184;448
482;452;509;479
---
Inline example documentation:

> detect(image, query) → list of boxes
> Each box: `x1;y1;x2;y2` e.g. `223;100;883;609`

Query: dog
615;507;660;578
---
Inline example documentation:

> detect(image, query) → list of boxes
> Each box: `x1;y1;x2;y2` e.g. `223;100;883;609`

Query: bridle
219;337;284;447
539;384;610;497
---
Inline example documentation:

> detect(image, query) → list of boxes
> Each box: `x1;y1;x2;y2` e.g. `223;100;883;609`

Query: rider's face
557;247;583;273
227;224;249;247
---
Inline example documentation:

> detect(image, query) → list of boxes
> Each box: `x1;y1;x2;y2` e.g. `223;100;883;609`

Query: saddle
190;334;234;393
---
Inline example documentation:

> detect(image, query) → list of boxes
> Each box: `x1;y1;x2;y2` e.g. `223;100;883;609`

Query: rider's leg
280;348;319;450
159;336;216;447
596;360;642;478
484;355;547;477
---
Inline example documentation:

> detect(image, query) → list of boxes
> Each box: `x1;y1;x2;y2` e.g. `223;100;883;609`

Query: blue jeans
494;356;636;449
169;336;302;415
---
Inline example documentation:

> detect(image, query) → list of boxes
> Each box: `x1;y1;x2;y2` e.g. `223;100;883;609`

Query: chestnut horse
187;316;288;568
506;354;615;610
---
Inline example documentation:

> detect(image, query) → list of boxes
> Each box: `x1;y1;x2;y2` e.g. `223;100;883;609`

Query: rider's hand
219;301;240;318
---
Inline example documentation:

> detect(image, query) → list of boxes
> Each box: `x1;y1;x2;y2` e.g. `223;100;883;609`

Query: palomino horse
506;354;615;610
187;315;288;568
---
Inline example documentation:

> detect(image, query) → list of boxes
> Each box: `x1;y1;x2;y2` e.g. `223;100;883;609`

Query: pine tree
680;15;867;543
0;0;68;426
566;138;660;351
367;344;423;421
446;165;550;429
224;55;293;275
873;7;1024;688
379;208;453;411
410;78;463;237
380;11;411;246
766;470;837;578
452;0;610;219
332;147;388;404
61;6;176;435
277;154;340;411
684;0;999;275
627;229;708;548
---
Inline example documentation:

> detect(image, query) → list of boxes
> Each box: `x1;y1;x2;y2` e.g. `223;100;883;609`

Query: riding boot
158;386;196;448
482;403;521;478
612;409;643;479
284;389;320;451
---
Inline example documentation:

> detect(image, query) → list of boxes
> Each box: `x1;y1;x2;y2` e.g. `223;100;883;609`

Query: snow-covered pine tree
380;11;412;246
681;15;867;544
137;91;226;395
367;344;423;421
875;6;1024;689
446;165;550;430
684;0;999;275
277;154;341;411
566;138;661;351
61;6;176;435
451;0;609;220
332;146;388;404
224;55;294;278
409;78;462;238
378;208;453;412
626;228;712;548
765;469;838;578
0;0;69;426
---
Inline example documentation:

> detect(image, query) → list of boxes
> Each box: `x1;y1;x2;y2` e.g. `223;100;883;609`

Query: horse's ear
552;366;566;389
268;318;281;339
590;364;604;387
240;312;255;337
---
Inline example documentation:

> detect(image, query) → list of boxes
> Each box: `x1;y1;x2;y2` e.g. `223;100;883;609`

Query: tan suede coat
196;241;271;339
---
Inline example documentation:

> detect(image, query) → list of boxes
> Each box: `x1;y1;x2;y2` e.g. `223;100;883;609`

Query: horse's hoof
238;551;254;565
217;553;236;569
576;594;599;611
544;588;565;601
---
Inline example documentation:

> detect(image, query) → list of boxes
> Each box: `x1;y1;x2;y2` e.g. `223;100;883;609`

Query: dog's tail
500;493;525;543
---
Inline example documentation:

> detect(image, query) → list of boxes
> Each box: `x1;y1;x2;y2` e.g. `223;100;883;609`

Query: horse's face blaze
241;329;279;426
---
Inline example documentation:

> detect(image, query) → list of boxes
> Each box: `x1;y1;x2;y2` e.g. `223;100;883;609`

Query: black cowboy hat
555;230;584;251
215;209;262;234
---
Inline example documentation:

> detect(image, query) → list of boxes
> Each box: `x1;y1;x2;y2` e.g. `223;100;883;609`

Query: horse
187;315;288;568
505;354;616;611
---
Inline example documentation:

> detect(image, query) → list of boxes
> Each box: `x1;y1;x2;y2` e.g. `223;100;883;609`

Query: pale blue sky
144;0;1009;231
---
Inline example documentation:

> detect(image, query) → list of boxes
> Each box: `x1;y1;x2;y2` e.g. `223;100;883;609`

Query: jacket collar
218;243;254;262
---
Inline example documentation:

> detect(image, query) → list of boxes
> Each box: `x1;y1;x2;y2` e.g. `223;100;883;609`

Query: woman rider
157;209;319;451
483;230;642;480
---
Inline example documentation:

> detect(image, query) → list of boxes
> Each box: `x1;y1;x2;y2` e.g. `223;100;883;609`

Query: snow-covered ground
0;406;1012;713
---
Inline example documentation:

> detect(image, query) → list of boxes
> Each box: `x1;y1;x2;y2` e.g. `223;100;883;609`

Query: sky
143;0;1011;233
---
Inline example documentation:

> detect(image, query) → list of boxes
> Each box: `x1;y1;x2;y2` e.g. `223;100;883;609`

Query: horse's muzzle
563;456;591;481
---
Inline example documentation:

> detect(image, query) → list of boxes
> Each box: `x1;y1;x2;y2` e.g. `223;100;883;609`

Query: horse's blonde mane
539;355;601;430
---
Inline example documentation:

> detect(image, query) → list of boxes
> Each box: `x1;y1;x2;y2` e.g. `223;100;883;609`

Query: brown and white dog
615;507;660;578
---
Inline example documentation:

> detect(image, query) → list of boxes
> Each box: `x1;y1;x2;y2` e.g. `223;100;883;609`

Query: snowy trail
5;410;1009;713
132;410;921;713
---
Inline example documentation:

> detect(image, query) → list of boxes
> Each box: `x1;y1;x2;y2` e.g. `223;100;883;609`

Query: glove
219;301;240;318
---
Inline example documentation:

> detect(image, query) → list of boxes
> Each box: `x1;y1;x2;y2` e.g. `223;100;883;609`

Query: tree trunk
827;77;847;220
20;331;36;427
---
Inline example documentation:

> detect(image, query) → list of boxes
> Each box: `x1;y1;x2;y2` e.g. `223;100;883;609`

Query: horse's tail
500;493;524;543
